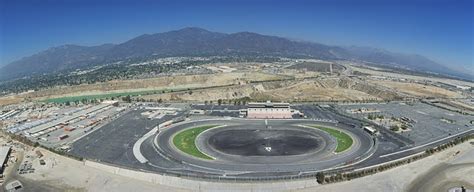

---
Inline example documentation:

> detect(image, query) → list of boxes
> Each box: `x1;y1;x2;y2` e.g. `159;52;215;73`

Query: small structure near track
242;101;292;119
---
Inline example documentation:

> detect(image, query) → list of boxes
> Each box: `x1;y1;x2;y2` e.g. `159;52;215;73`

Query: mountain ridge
1;27;471;81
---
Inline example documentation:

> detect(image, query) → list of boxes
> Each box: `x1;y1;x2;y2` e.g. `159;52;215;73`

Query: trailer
57;134;69;141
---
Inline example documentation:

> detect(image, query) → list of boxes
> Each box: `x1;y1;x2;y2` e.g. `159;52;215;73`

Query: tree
367;114;374;120
122;95;132;103
390;125;400;132
316;172;325;184
217;99;222;106
401;124;408;130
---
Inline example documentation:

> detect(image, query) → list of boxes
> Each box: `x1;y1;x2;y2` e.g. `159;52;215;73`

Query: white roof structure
25;103;111;136
248;101;290;108
364;126;377;133
0;146;11;167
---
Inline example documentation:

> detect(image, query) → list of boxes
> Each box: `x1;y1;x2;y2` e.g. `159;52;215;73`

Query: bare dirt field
252;79;380;102
19;148;189;192
141;77;394;102
349;65;474;87
370;80;462;98
142;84;256;101
17;139;473;192
0;95;23;106
300;140;474;192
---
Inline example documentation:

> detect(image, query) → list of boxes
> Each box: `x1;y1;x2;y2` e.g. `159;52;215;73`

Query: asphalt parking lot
69;109;177;168
293;105;336;120
336;102;473;145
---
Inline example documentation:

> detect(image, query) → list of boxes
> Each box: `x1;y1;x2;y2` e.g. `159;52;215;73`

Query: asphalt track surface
140;118;375;177
208;128;321;156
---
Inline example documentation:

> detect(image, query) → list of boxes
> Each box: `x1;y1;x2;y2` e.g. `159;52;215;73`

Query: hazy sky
1;0;472;71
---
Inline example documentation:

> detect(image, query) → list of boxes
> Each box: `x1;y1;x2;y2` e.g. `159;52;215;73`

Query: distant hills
1;27;471;80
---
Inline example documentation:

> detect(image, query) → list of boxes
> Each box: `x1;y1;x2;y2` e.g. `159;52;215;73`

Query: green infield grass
172;125;218;160
309;125;353;153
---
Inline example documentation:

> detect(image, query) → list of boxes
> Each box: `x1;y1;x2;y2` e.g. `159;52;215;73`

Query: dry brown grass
0;95;23;106
22;72;284;101
370;80;462;98
9;68;459;104
252;80;380;102
141;85;255;101
142;78;383;102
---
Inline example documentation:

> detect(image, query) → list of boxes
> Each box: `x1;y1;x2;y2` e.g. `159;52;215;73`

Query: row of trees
2;130;40;147
203;97;252;106
367;114;384;120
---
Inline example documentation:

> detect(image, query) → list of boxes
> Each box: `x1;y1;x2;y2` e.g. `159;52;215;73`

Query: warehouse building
24;102;113;137
0;146;12;175
243;101;292;119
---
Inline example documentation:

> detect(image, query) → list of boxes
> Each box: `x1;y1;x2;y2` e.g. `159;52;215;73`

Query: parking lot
69;108;179;168
337;102;473;145
36;105;127;148
293;105;336;120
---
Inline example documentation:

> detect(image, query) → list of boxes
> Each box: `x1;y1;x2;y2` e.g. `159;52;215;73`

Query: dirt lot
0;95;23;106
302;140;474;192
19;148;188;192
142;84;256;101
252;79;380;102
350;65;474;87
142;77;392;102
370;80;462;98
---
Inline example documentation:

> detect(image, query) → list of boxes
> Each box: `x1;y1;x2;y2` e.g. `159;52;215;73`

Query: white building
245;101;292;119
0;146;12;175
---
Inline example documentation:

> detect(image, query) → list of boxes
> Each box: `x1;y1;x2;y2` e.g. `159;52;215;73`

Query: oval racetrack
139;118;375;178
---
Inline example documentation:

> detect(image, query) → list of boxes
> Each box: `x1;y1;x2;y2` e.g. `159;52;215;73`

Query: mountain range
0;27;471;81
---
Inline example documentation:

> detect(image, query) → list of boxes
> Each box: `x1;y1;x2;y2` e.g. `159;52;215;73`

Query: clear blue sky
1;0;472;71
